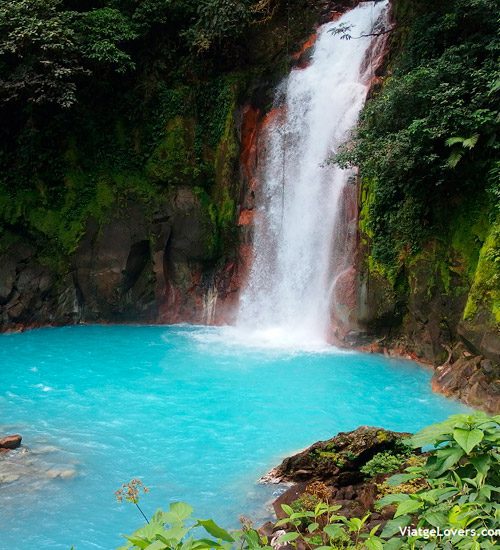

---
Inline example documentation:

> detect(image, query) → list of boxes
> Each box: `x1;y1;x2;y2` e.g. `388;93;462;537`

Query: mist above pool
0;325;467;549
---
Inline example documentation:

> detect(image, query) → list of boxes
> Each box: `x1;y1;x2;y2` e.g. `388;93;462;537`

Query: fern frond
462;133;479;149
445;136;464;147
447;149;463;168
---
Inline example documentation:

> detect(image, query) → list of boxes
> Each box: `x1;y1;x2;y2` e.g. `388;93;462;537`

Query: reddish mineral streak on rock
237;209;254;226
209;105;267;324
240;104;261;188
291;33;318;69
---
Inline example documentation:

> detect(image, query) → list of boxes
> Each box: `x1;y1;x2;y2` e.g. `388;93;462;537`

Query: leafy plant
377;413;500;549
360;452;408;478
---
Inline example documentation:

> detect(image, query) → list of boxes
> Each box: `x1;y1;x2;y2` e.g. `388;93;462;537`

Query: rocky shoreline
357;339;499;414
258;426;419;536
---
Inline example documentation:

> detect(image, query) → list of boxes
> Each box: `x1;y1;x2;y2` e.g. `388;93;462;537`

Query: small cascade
202;285;219;325
237;1;389;345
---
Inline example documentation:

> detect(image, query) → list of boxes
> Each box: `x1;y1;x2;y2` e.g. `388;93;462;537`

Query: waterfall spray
237;1;388;346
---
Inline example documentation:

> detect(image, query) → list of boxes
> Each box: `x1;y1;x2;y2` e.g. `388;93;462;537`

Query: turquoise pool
0;325;467;549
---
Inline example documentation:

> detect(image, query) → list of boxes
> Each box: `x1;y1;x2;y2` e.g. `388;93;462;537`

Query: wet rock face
74;204;155;321
0;185;239;330
353;235;499;411
432;343;500;414
0;244;79;329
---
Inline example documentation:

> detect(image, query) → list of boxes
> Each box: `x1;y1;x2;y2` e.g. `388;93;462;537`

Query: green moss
146;116;198;185
449;201;490;281
359;177;401;286
376;430;389;443
463;219;500;324
358;178;375;240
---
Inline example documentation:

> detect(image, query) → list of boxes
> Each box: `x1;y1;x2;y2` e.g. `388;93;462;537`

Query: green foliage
360;452;407;478
184;0;253;52
119;500;236;550
463;221;500;322
146;116;199;184
378;412;500;548
73;8;137;73
0;0;136;107
334;0;499;278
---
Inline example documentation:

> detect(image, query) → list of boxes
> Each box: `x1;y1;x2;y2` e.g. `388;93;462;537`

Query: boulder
262;427;412;527
262;426;409;486
0;434;22;451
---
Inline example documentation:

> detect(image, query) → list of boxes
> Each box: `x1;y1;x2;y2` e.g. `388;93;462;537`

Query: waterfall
237;1;388;346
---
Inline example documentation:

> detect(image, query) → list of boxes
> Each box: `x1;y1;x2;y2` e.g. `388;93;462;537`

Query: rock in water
261;426;409;485
0;434;22;451
261;426;412;523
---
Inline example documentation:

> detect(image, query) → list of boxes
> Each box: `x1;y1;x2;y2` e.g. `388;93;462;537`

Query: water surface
0;325;467;549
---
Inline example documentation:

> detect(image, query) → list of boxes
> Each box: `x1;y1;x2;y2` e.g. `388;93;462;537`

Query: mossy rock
146;116;199;185
262;426;410;486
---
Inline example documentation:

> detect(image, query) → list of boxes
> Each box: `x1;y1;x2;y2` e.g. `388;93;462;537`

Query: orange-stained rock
240;105;261;185
0;434;22;450
238;209;254;226
292;33;318;69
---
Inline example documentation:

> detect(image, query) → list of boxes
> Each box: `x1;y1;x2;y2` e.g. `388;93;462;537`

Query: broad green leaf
145;541;167;550
423;511;448;528
307;522;319;533
428;445;464;476
470;454;491;476
410;417;458;448
381;515;411;538
348;517;363;531
191;539;225;548
196;520;234;542
277;531;299;543
394;498;423;518
377;493;411;508
386;473;419;486
125;535;150;549
170;502;194;522
161;524;189;542
242;529;260;548
365;537;384;550
453;428;484;454
383;538;404;550
323;523;344;539
281;504;293;516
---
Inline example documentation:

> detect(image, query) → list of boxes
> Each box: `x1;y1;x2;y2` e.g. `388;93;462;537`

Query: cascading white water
237;1;388;346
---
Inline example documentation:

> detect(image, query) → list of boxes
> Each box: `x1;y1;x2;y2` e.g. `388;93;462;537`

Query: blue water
0;325;467;549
